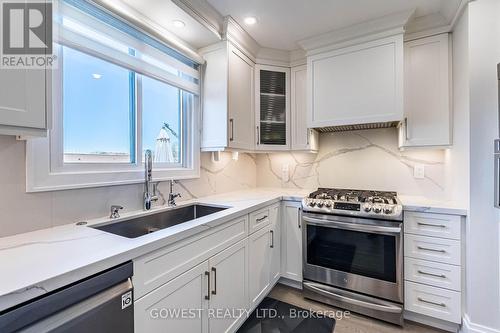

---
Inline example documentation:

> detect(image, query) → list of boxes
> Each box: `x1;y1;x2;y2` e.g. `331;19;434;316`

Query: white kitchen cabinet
403;211;464;327
201;41;255;151
255;64;290;150
281;201;302;282
0;67;48;136
269;204;281;285
208;239;248;333
291;65;318;151
400;33;452;148
308;35;404;128
134;261;210;333
248;225;272;308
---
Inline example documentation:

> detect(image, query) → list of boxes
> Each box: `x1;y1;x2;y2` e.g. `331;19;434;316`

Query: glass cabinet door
256;66;290;148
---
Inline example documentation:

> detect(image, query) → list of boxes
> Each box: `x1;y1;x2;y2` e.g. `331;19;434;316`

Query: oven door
302;213;403;303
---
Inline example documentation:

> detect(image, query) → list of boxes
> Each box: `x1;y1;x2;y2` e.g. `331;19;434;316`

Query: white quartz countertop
0;187;465;312
0;188;307;312
399;195;468;216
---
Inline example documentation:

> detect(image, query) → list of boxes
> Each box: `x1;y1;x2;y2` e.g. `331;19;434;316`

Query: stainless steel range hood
314;121;401;133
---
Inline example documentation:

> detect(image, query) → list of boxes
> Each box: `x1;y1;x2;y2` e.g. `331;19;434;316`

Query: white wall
463;0;500;331
0;136;256;237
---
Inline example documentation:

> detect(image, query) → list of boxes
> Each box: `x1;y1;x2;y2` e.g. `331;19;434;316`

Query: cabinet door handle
405;117;409;140
417;246;446;253
205;271;210;300
211;267;217;295
256;215;268;222
298;207;302;229
256;126;260;145
270;230;274;248
417;222;446;228
306;129;310;145
417;270;446;279
417;297;446;307
229;118;234;141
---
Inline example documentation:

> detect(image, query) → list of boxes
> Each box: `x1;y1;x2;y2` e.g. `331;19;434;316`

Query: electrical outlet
414;164;425;179
281;164;289;183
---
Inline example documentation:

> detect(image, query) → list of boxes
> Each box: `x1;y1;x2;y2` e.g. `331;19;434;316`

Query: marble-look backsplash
0;128;455;237
0;136;256;237
256;128;450;200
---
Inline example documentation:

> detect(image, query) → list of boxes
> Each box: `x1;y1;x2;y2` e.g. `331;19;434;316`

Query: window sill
26;137;200;192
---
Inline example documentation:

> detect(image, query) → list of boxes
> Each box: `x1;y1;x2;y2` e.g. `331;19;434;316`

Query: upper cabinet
255;65;290;150
308;35;404;128
201;41;255;151
0;68;48;136
399;33;452;148
291;65;318;151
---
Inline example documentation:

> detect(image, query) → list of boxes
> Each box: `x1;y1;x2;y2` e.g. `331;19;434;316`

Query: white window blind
55;0;201;95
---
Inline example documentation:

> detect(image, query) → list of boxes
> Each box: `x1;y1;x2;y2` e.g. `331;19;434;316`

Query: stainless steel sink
91;204;229;238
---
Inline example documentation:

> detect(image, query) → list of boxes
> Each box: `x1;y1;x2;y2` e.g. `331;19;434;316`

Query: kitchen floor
268;284;446;333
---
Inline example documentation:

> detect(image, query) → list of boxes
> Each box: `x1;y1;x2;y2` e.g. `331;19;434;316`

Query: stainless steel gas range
301;188;404;325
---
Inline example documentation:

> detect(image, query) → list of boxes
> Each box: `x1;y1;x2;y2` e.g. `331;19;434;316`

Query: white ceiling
207;0;463;50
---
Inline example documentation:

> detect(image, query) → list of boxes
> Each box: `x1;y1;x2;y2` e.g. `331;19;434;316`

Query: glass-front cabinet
255;65;290;150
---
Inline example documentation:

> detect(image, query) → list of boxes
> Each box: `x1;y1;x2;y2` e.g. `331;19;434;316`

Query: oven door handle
302;216;401;235
304;282;403;313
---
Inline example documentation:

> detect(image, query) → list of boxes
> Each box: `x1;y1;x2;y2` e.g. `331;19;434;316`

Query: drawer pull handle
256;215;268;222
211;267;217;295
417;222;447;228
417;297;446;307
417;246;446;253
417;270;446;279
205;271;210;300
270;230;274;248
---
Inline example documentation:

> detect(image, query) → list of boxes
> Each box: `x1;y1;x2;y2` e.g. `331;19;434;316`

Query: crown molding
297;9;414;53
223;16;260;60
171;0;224;40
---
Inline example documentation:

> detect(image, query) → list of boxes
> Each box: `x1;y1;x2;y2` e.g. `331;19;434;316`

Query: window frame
25;2;201;192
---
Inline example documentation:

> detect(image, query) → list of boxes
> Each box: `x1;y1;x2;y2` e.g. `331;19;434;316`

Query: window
26;0;201;191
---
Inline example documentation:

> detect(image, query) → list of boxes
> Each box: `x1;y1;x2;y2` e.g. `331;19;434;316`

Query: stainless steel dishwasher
0;261;134;333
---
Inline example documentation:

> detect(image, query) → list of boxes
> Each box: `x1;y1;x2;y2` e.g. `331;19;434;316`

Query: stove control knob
309;201;316;207
363;204;372;212
316;201;324;208
373;205;382;214
384;206;393;214
325;201;332;208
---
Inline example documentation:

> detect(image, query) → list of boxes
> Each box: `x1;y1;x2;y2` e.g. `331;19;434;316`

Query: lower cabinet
208;239;248;333
281;201;303;282
269;204;281;285
135;261;210;333
248;225;272;309
134;202;287;333
135;238;249;333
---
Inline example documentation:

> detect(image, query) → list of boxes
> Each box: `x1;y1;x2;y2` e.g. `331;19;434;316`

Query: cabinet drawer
404;234;460;265
134;216;247;299
249;206;271;233
405;212;461;240
405;281;461;324
405;258;461;291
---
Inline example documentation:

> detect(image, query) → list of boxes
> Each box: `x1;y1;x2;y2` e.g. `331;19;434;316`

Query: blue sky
63;46;181;159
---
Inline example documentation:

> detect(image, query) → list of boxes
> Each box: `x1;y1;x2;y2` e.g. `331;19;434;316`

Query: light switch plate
414;164;425;179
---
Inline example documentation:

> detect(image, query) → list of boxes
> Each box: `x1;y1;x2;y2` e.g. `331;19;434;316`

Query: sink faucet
144;150;158;210
168;180;181;206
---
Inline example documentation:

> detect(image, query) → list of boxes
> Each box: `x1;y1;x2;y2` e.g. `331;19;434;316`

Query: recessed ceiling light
172;20;185;28
92;73;102;79
244;16;257;25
